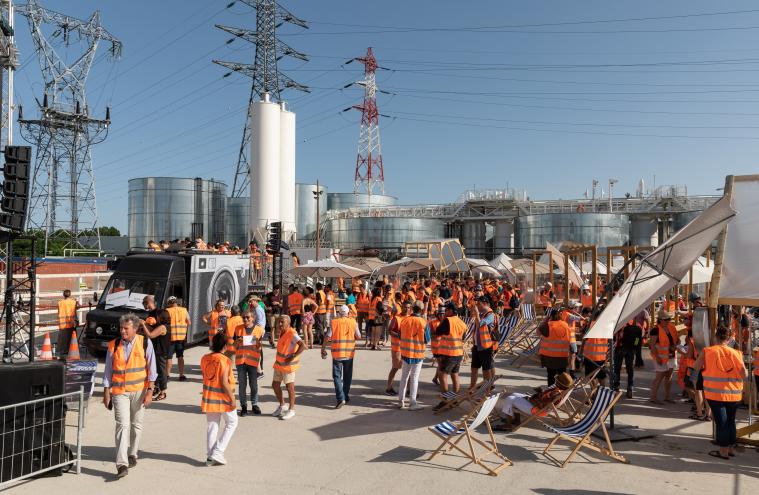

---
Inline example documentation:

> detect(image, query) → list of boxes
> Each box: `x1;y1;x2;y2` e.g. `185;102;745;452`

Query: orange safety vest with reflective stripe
235;325;264;366
325;292;335;314
108;335;148;395
288;292;303;315
583;338;608;363
167;306;189;342
702;345;744;402
200;352;235;413
438;316;466;357
330;317;357;360
225;315;243;353
400;316;426;360
58;299;77;329
540;320;572;358
477;311;497;351
317;290;327;314
429;319;442;355
581;293;593;309
368;296;382;320
391;315;406;353
652;323;674;364
274;328;301;373
208;309;230;339
356;293;370;314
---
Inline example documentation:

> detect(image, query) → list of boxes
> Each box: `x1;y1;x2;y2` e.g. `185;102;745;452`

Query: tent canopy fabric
585;196;736;339
680;257;713;285
539;242;584;289
718;177;759;305
376;257;437;276
340;257;386;272
289;259;370;278
510;258;551;275
580;260;608;276
490;253;513;271
465;258;501;277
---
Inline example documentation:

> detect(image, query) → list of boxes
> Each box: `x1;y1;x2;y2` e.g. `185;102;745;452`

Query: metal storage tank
279;103;296;240
326;192;396;210
493;220;514;252
250;94;281;235
128;177;227;248
225;197;249;249
323;217;445;250
673;211;701;232
461;221;487;257
516;213;629;251
630;215;659;247
295;183;327;240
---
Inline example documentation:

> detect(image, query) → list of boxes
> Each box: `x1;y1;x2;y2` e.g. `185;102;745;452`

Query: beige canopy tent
289;259;370;279
376;257;437;276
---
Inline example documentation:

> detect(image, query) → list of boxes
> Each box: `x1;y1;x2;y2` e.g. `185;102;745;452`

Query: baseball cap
167;296;177;303
339;305;350;316
445;302;457;312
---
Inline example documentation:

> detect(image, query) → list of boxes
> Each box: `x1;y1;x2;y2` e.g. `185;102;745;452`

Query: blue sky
11;1;759;232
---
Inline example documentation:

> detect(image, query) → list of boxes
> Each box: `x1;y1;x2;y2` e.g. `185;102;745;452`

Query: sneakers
237;408;247;417
128;455;138;468
209;452;227;466
335;400;345;409
272;405;289;417
384;388;397;396
251;405;262;415
178;375;188;382
626;389;633;399
115;465;128;479
257;371;265;380
432;400;447;412
280;409;295;420
205;457;214;466
408;403;424;411
398;401;406;410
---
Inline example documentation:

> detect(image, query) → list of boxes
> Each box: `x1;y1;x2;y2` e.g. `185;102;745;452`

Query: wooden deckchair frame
428;393;513;476
434;374;499;415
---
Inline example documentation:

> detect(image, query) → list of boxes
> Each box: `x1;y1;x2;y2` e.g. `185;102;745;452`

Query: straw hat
555;372;574;390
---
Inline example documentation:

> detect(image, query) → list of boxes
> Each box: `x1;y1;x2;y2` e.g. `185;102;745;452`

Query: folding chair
435;374;499;415
508;385;578;432
494;312;522;357
539;387;628;468
461;317;477;363
509;335;541;368
428;393;513;476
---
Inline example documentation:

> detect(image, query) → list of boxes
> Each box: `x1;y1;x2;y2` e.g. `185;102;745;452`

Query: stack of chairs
500;304;539;356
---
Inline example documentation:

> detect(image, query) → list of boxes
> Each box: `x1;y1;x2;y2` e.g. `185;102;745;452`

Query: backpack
486;312;501;343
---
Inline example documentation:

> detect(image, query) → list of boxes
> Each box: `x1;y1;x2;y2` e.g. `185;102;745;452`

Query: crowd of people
96;272;758;478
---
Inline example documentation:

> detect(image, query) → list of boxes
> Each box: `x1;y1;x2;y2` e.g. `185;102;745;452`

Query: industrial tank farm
515;213;631;251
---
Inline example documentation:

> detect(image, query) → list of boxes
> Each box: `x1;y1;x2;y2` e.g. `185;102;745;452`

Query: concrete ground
7;343;759;495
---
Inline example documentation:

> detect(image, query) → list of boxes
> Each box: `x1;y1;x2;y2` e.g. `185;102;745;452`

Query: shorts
471;348;494;371
696;372;704;391
273;368;296;384
652;357;676;373
438;355;463;374
583;358;607;381
168;341;185;359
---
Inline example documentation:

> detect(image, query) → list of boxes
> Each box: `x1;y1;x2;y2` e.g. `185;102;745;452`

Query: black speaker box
0;361;67;483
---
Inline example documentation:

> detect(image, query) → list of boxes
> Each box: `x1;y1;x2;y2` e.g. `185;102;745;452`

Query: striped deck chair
510;339;541;368
428;393;513;476
435;374;499;415
461;317;477;363
539;387;628;468
494;312;523;357
501;305;539;355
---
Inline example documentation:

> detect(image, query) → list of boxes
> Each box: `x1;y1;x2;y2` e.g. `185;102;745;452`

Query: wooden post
707;175;734;337
564;252;570;304
591;245;597;310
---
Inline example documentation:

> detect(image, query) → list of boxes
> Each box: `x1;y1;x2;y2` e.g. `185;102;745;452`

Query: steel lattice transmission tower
0;0;18;151
17;0;121;255
212;0;309;198
351;48;384;196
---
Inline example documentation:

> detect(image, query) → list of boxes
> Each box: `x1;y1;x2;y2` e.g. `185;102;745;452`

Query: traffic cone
67;330;81;361
39;332;53;360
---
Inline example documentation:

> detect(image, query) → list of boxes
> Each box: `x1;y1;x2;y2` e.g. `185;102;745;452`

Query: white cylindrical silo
250;93;281;241
279;103;296;241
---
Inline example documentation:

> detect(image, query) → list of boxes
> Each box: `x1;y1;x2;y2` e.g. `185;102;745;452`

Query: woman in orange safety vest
201;332;237;466
691;326;746;460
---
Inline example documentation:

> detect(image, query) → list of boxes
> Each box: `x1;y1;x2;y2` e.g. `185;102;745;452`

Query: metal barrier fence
0;388;83;490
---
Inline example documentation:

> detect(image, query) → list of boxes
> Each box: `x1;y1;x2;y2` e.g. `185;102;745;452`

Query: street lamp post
313;180;324;260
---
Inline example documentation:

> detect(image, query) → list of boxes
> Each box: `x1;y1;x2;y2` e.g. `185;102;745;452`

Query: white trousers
206;411;238;457
112;391;146;467
501;393;533;416
398;361;423;405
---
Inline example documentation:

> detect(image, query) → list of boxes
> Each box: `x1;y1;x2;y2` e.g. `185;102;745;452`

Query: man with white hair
322;305;361;408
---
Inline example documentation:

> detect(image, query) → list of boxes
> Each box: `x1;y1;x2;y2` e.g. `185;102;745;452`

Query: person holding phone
102;313;157;479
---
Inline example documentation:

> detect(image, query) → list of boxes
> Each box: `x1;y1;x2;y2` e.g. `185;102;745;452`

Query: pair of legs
707;399;738;458
272;369;296;412
370;322;382;348
356;313;368;346
206;411;238;462
613;349;635;392
167;341;185;379
112;390;146;469
386;350;402;393
398;360;423;407
470;348;495;389
236;363;259;412
332;358;354;404
314;313;325;345
650;367;674;403
303;324;314;348
437;355;462;394
56;327;75;359
154;354;168;399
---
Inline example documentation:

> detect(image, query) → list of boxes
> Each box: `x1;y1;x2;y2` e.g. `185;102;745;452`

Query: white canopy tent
585;196;736;339
289;259;370;279
376;257;437;276
465;258;502;277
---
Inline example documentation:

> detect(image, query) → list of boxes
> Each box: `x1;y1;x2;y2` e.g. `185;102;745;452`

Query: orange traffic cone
67;330;81;361
39;332;53;360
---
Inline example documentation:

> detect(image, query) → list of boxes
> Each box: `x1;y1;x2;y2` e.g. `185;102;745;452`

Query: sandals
154;391;167;401
688;413;700;420
707;450;729;460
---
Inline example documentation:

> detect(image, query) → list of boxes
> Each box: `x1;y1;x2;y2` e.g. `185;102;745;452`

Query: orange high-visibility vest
581;293;593;309
428;296;441;314
477;311;496;351
200;352;235;413
225;315;243;353
274;328;301;373
400;316;426;360
288;292;304;315
368;296;382;320
652;323;673;364
57;299;77;330
429;319;442;355
108;335;148;395
438;316;466;357
356;293;370;314
330;317;358;360
167;306;189;342
235;325;264;366
391;315;407;353
317;290;327;314
325;292;335;314
208;309;230;339
702;345;744;402
540;321;572;358
583;338;608;363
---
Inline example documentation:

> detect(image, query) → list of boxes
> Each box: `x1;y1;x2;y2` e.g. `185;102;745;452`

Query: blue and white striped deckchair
435;374;499;415
521;303;536;321
540;387;628;468
428;393;513;476
495;312;522;354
